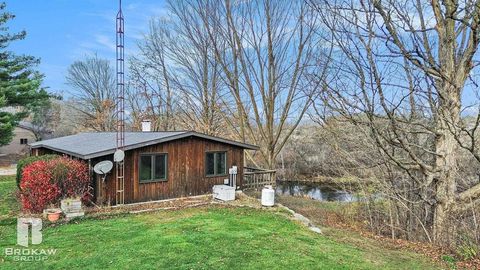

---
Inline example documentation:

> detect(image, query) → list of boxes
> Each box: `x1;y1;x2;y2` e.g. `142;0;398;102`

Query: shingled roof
29;131;258;159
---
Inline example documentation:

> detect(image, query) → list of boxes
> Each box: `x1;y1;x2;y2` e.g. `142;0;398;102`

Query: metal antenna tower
115;0;125;205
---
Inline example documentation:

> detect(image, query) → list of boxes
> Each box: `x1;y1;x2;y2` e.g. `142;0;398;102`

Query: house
0;121;50;166
29;131;258;205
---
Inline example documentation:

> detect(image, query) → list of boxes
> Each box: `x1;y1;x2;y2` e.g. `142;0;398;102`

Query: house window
205;151;227;176
139;154;167;183
20;138;28;145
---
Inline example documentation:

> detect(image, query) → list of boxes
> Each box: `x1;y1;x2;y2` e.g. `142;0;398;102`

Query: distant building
0;121;52;166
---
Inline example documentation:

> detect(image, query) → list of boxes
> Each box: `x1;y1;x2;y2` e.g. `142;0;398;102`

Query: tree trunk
433;158;457;245
433;88;460;245
267;145;275;170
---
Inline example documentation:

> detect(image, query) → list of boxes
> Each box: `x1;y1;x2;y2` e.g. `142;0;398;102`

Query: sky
5;0;479;114
6;0;168;97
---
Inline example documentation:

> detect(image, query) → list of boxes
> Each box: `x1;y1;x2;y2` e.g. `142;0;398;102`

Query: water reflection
275;181;358;202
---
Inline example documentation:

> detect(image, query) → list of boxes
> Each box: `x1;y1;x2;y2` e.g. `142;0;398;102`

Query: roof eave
30;131;259;159
187;132;259;150
30;144;88;159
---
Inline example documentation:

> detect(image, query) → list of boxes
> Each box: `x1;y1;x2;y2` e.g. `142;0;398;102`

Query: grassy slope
276;196;448;268
0;177;440;270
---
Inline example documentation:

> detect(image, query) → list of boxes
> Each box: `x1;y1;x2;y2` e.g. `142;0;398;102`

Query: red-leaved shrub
49;157;90;199
20;157;91;213
20;160;61;213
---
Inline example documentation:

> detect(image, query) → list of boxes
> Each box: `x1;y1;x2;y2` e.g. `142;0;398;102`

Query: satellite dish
94;161;113;175
114;149;125;162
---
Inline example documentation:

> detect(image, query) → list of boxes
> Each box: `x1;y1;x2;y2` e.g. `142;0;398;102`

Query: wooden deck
243;167;276;190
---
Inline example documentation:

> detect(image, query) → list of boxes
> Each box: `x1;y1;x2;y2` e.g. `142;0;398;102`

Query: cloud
95;34;116;52
82;1;169;55
45;1;170;95
82;11;113;22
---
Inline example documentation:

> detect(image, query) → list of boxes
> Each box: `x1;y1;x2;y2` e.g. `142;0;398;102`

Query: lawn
0;176;18;218
0;176;441;269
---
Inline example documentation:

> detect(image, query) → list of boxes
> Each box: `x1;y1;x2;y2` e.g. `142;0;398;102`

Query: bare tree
310;0;480;245
129;3;226;135
166;0;227;135
197;0;330;168
66;55;116;131
128;19;175;132
30;98;61;140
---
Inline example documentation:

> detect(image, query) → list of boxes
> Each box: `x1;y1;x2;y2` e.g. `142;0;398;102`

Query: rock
61;199;82;212
65;211;84;219
293;213;311;225
61;198;84;220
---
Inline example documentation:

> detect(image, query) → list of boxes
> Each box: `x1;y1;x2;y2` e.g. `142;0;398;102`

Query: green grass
0;176;18;218
276;196;447;268
0;177;441;269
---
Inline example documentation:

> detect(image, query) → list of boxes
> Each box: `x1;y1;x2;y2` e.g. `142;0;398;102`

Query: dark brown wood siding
33;136;245;204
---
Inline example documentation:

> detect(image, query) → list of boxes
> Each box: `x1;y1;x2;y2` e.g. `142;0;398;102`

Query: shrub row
16;154;59;188
19;156;91;213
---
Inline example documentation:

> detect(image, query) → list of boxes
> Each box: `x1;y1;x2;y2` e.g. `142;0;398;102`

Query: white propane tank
261;185;275;207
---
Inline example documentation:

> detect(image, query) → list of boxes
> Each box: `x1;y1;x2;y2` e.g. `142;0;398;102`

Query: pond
275;181;359;202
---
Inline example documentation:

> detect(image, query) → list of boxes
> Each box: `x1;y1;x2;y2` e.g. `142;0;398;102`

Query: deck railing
243;167;276;190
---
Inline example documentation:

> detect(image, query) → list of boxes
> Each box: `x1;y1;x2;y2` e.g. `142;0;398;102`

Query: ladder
116;161;125;205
